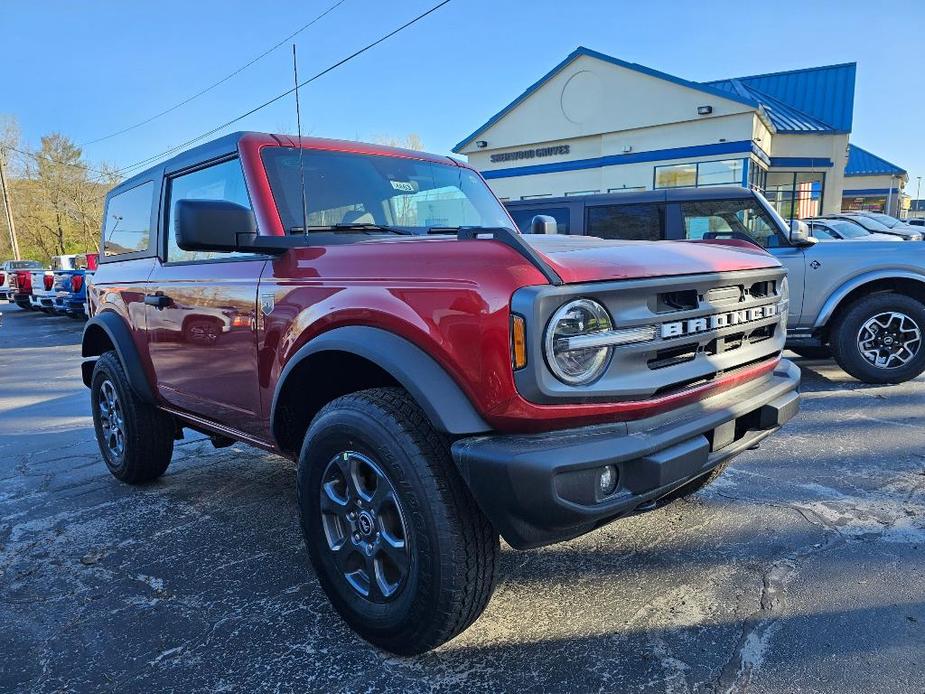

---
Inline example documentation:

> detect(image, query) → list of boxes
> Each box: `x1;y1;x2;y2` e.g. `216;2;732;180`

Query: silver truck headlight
544;299;614;385
779;277;789;331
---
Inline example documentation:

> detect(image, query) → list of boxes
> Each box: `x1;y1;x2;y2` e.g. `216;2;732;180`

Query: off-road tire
789;345;831;360
830;293;925;384
661;460;731;502
298;387;499;655
91;351;175;483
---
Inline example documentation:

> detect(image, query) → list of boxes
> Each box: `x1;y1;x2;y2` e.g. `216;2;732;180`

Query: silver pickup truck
505;186;925;384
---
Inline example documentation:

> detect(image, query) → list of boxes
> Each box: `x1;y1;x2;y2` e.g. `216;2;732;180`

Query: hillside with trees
0;116;118;264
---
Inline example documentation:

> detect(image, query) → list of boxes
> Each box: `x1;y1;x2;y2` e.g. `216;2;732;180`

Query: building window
654;163;696;188
749;162;768;192
521;194;552;200
565;189;599;196
765;172;825;220
654;159;745;189
842;195;887;213
586;204;664;241
508;207;570;234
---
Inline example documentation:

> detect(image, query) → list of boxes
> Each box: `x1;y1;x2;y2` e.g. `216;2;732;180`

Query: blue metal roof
707;62;856;133
707;80;836;133
844;144;906;176
453;47;757;153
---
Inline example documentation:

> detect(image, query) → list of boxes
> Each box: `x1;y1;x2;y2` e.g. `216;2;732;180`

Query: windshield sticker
390;180;417;193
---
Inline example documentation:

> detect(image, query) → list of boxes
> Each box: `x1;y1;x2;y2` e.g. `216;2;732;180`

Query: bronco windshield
262;148;512;235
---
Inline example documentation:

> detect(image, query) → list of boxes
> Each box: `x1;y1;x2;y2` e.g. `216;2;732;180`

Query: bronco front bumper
451;359;800;550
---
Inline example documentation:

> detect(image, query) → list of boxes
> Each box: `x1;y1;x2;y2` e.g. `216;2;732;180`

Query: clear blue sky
2;0;922;194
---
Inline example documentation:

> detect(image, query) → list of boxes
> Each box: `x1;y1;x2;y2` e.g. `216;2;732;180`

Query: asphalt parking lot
1;303;923;693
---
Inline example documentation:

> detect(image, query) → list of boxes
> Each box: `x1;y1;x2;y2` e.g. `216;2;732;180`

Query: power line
112;0;452;177
79;0;349;147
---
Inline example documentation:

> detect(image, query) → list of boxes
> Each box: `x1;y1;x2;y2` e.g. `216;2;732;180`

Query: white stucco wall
457;54;755;156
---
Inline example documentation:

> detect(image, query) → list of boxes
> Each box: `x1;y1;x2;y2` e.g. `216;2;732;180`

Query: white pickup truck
28;255;76;312
1;260;42;302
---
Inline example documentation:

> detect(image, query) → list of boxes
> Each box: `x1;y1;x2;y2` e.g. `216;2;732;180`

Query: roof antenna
292;43;309;237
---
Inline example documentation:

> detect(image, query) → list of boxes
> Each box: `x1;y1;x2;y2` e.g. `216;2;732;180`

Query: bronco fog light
598;465;619;498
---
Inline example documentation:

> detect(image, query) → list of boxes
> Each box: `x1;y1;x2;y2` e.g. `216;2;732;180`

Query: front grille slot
648;343;698;370
656;289;698;313
748;280;774;299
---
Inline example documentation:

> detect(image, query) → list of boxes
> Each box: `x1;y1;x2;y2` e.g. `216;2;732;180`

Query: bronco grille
511;267;787;405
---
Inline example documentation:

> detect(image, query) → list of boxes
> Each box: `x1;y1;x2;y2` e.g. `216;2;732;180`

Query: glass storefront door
764;171;825;221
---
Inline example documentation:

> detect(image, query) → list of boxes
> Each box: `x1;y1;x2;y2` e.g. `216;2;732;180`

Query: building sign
490;144;570;164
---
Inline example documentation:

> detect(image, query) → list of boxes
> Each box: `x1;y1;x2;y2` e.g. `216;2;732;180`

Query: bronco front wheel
298;387;499;655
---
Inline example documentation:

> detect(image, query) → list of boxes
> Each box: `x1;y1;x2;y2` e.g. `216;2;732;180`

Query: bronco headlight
544;299;615;385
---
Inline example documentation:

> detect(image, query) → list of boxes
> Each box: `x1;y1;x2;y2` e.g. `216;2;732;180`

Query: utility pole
0;148;21;260
916;176;922;220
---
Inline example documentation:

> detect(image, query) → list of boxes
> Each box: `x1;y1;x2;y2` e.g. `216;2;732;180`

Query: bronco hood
521;235;779;284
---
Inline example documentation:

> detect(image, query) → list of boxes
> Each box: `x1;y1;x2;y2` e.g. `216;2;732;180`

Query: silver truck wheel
831;293;925;384
856;311;921;369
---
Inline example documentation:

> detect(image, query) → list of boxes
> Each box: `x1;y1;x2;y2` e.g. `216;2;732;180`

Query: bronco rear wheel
91;351;175;483
831;293;925;384
298;387;499;655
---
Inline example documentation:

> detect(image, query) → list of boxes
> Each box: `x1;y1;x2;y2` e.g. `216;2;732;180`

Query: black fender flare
81;311;156;403
271;326;491;438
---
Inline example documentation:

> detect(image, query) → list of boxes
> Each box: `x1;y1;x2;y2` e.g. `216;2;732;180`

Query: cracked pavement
1;303;923;693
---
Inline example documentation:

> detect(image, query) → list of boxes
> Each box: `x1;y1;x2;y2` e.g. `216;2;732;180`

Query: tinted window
824;219;869;239
508;207;570;234
8;260;42;270
167;158;252;262
586;204;664;241
809;224;836;241
841;215;890;232
103;182;154;256
681;199;784;249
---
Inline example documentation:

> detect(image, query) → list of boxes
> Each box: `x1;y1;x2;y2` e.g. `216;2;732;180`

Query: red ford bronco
82;132;800;654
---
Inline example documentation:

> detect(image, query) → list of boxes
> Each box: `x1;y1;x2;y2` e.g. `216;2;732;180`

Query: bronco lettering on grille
660;303;778;339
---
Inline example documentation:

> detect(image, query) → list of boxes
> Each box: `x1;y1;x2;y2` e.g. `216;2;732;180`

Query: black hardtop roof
503;186;756;208
107;131;254;198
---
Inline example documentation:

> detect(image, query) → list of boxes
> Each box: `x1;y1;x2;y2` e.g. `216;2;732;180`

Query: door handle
144;293;171;309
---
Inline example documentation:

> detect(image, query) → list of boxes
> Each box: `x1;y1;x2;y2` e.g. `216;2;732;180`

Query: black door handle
144;293;171;309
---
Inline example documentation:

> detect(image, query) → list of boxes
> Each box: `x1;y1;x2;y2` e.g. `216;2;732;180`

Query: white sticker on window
390;180;416;193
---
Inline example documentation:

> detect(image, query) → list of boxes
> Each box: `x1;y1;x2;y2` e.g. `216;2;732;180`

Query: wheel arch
81;311;156;403
271;326;491;455
813;271;925;337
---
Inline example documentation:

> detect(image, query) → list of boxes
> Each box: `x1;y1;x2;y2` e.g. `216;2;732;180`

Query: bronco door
145;156;267;435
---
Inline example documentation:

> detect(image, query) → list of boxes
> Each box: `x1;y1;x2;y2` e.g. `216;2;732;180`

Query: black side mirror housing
530;214;558;235
175;199;258;253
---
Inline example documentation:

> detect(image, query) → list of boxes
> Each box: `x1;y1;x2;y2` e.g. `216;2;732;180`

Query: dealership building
455;47;907;218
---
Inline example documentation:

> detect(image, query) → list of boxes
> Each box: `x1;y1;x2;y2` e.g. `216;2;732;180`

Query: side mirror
789;219;817;246
175;199;257;253
530;214;558;235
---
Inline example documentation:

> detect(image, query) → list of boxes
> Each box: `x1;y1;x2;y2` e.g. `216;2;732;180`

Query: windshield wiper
290;223;414;235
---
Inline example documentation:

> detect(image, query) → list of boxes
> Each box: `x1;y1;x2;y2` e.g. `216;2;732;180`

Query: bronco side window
103;182;154;257
165;158;253;263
